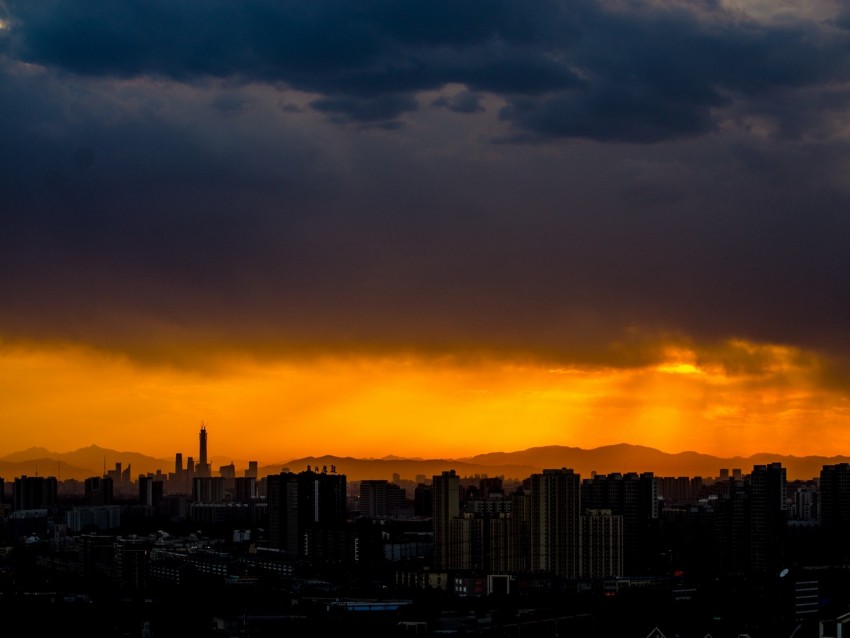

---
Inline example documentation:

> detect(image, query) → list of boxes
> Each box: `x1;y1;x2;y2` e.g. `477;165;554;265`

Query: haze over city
2;0;850;463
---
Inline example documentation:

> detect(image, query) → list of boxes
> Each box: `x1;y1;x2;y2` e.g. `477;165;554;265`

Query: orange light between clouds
0;340;848;464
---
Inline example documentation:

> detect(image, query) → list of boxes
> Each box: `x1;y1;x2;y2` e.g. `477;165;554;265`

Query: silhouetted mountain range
1;443;846;482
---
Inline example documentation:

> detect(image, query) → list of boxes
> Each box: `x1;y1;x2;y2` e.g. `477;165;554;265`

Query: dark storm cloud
5;0;849;142
210;91;256;116
433;91;486;114
1;0;850;383
310;93;419;123
0;69;338;328
500;87;722;143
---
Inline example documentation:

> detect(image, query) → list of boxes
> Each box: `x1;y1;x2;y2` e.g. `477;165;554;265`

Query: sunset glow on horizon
1;337;847;464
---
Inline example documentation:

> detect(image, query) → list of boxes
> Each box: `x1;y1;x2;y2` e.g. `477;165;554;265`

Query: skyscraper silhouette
748;462;786;573
530;468;581;578
581;471;657;575
267;468;347;561
820;463;850;563
195;423;211;478
432;470;460;571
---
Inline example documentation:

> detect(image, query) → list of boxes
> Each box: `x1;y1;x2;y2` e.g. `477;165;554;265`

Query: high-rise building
360;479;387;518
510;487;531;573
581;509;623;578
267;468;347;560
748;462;786;573
709;463;787;576
199;425;207;466
267;472;300;558
139;476;163;508
443;480;515;574
85;476;113;506
530;468;581;578
820;463;850;563
219;462;236;496
449;513;475;571
792;485;818;522
192;477;225;503
657;476;694;503
414;483;432;517
488;513;513;574
581;472;657;575
432;470;460;571
169;452;189;494
360;480;408;518
195;424;211;478
14;475;57;510
234;477;256;503
713;478;749;576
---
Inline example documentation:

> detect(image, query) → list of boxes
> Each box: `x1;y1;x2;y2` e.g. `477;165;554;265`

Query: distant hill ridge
0;443;846;482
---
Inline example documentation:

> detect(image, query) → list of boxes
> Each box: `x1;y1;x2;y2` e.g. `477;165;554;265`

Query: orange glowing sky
2;338;848;464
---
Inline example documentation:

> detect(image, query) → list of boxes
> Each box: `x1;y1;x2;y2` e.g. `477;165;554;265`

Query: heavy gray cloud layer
1;0;849;372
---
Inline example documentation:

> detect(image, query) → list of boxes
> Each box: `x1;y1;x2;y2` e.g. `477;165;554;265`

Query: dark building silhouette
657;476;701;504
665;500;718;579
790;481;818;522
219;462;236;497
192;476;226;503
414;483;432;517
478;476;504;499
104;462;132;490
267;471;299;558
85;476;114;506
582;508;624;578
510;486;532;573
359;479;407;518
432;470;460;571
185;455;195;492
234;476;257;503
169;452;190;494
14;475;57;510
448;478;513;573
712;477;750;576
820;463;850;563
581;471;658;575
267;468;347;562
669;463;787;578
195;424;211;478
530;468;581;578
139;476;163;508
748;462;787;573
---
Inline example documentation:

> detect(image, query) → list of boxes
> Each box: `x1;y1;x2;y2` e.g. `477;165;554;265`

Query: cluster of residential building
3;427;850;610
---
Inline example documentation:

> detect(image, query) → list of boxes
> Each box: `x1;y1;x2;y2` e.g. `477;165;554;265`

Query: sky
2;0;850;464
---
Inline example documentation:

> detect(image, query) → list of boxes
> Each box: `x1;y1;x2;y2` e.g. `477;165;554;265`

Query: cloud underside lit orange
0;338;847;464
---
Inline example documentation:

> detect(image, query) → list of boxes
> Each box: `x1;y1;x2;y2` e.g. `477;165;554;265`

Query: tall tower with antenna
196;422;211;478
